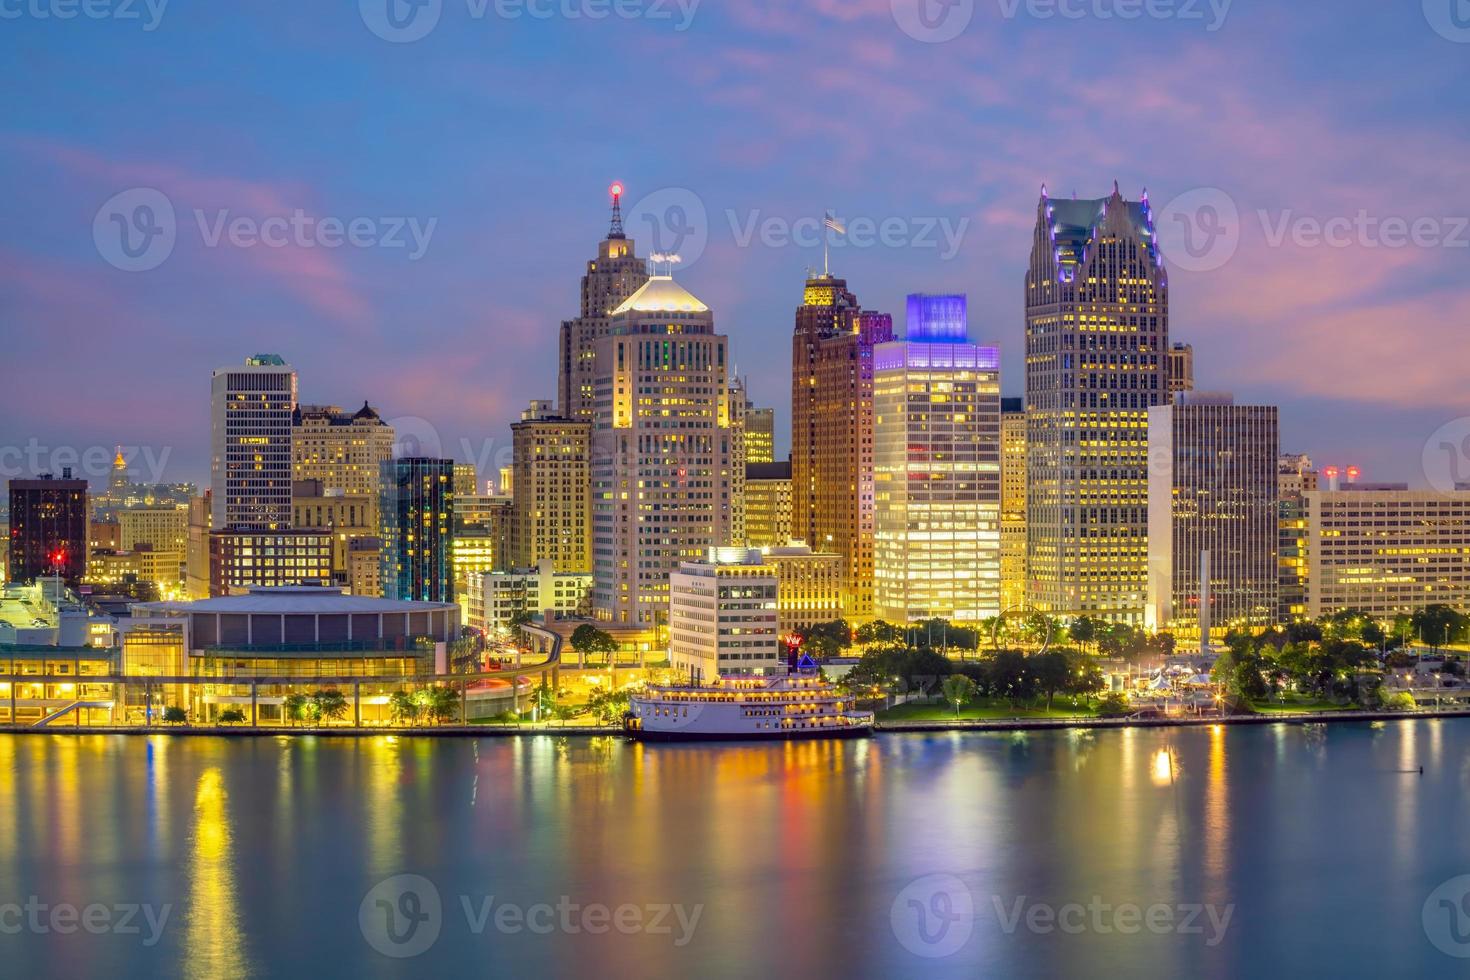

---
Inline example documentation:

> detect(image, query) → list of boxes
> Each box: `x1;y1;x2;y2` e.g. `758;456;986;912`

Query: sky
1;0;1468;492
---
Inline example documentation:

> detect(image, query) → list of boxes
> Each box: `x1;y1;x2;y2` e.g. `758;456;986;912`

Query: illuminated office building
292;480;375;587
873;294;1002;624
211;354;297;531
728;377;749;547
790;271;894;621
1278;454;1318;622
745;405;775;464
745;461;793;549
1025;183;1168;623
380;457;455;603
510;400;591;573
7;471;89;586
668;548;779;682
1000;398;1028;610
291;402;394;509
207;530;333;596
762;542;843;633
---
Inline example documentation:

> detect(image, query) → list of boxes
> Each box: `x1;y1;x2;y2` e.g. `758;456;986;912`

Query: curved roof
610;275;708;315
134;586;456;616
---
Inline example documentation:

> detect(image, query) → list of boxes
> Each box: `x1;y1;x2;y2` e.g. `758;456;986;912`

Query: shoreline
3;707;1469;738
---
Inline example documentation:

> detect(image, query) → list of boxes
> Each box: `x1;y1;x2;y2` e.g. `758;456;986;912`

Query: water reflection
184;767;251;979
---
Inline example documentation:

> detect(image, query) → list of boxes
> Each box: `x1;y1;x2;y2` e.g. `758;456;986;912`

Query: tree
415;685;460;724
800;620;852;659
1029;650;1073;711
570;624;619;663
389;690;420;726
162;705;187;724
1068;616;1097;652
1383;690;1416;711
585;686;634;725
1412;605;1467;648
940;674;977;718
855;620;901;646
1095;692;1131;717
218;708;247;725
283;692;313;725
312;689;349;723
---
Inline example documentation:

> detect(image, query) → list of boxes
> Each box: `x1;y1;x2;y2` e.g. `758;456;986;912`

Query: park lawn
879;696;1097;722
1251;696;1357;713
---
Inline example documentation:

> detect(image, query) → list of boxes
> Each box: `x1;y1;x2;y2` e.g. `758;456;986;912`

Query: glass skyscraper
380;457;456;603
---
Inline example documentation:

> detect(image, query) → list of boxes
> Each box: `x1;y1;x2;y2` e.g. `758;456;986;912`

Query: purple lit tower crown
875;293;998;372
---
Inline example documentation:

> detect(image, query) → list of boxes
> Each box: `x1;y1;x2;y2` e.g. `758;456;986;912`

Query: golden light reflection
0;737;14;865
1150;747;1177;787
367;736;405;875
184;767;251;979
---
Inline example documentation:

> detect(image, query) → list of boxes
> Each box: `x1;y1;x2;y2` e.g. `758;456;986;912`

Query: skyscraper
745;405;775;465
1277;454;1318;623
1146;393;1279;643
380;457;455;602
557;184;651;423
591;272;731;626
291;402;395;503
1000;397;1028;611
745;461;793;549
790;272;893;621
211;354;297;531
510;399;591;573
873;295;1002;624
728;376;749;547
8;471;88;586
1026;184;1168;623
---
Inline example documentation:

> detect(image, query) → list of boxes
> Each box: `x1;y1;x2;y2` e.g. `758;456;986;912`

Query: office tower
557;184;651;422
745;461;793;549
1145;393;1279;642
1306;488;1470;619
1278;454;1318;622
118;505;188;584
292;479;375;586
746;405;775;464
668;548;779;682
210;354;297;531
873;295;1002;624
291;402;395;506
1167;342;1195;394
728;377;749;547
1026;183;1168;623
1000;397;1028;611
380;457;456;602
206;530;333;596
762;542;844;633
7;470;88;586
591;272;731;626
790;271;894;621
453;463;478;498
509;400;591;573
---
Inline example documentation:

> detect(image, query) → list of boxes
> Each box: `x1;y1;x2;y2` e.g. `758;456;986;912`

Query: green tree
1412;605;1467;648
585;686;634;725
312;689;349;723
855;620;901;646
1029;650;1073;711
1095;692;1131;717
940;674;977;718
1383;690;1416;711
218;708;246;724
415;685;461;724
388;690;420;726
799;620;851;659
1068;616;1098;652
162;705;187;724
283;692;313;725
570;624;619;663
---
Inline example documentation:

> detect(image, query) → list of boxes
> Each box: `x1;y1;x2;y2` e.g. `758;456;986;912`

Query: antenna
608;181;625;239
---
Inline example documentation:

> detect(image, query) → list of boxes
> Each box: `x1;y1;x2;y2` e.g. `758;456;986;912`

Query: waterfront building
668;548;779;682
1306;488;1470;619
1000;397;1028;611
762;542;844;633
211;354;297;532
790;271;894;621
1278;454;1318;622
207;530;333;596
1167;342;1195;395
557;184;651;422
509;400;591;573
8;470;88;586
380;458;455;603
746;405;775;464
745;461;793;549
873;294;1002;624
466;560;592;633
1026;183;1169;623
0;581;116;726
1146;393;1280;642
291;402;394;509
591;272;732;627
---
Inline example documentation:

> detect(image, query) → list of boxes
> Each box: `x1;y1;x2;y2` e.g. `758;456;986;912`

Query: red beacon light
609;181;624;199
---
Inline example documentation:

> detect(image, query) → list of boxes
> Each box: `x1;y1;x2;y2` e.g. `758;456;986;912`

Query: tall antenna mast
608;181;625;239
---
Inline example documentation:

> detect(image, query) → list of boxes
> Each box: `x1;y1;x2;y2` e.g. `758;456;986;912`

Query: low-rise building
669;548;779;682
761;542;843;633
466;560;592;633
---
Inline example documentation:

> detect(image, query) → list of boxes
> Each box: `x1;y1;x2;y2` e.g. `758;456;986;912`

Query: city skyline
3;5;1468;492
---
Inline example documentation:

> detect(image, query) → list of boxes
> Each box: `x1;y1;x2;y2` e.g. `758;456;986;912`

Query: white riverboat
624;670;874;741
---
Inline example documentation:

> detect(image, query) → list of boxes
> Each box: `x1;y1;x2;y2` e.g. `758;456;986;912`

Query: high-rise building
206;529;333;596
790;272;894;621
668;548;779;682
380;457;455;602
873;295;1002;624
211;354;297;531
762;542;844;633
291;402;395;507
7;471;88;586
1306;488;1470;619
1000;397;1028;611
185;493;211;599
557;184;651;422
291;479;375;586
1167;342;1195;394
509;400;591;573
745;461;793;549
1278;454;1318;622
591;273;731;626
1026;184;1168;623
1145;394;1279;642
118;505;188;585
745;405;775;465
728;377;749;547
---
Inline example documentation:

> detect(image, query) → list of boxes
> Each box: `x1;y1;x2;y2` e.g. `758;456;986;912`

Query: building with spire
591;271;732;627
790;272;893;622
557;183;652;423
1025;183;1168;623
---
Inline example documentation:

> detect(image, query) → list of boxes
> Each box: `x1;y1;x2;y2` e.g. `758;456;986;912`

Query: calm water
1;721;1468;978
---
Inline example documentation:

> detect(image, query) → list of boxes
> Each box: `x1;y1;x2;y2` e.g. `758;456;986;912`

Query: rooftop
610;275;709;315
135;585;456;616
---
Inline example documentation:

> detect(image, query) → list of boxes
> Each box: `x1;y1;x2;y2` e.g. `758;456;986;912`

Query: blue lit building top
905;293;968;343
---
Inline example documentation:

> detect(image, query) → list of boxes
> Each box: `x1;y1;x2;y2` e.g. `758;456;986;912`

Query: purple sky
2;1;1468;491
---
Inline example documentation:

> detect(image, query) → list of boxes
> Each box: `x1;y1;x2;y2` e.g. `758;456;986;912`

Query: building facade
762;543;844;633
291;402;395;507
466;560;592;633
1278;454;1318;622
1026;184;1168;623
211;354;297;532
510;400;591;573
873;295;1003;624
668;549;779;682
7;471;89;586
1167;342;1195;395
745;405;775;464
1000;397;1028;611
380;458;455;603
745;461;793;549
1146;394;1280;642
291;480;375;587
207;530;333;596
